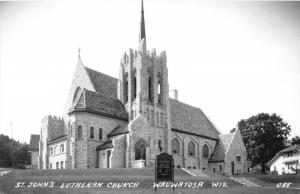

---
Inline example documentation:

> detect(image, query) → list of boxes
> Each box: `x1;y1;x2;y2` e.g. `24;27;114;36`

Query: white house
268;144;300;175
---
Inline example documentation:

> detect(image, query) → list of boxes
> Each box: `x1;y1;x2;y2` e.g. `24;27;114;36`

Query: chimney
171;89;178;100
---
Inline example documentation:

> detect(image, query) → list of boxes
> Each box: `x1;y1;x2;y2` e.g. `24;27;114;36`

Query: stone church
38;1;247;175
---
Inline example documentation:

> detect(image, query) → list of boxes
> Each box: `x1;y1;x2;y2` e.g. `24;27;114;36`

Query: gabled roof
268;144;300;166
220;133;234;152
69;88;128;121
170;99;219;139
279;144;300;153
96;141;113;151
209;140;225;163
85;67;118;98
107;125;128;138
29;134;40;151
209;131;235;163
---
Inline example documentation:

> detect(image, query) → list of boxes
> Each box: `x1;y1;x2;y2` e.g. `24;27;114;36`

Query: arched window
157;81;161;95
188;141;196;156
90;127;94;139
99;128;102;140
160;112;163;126
172;138;180;154
60;144;64;153
50;148;53;155
78;125;82;139
133;76;137;99
158;139;162;152
148;76;152;101
202;144;209;158
54;145;57;155
147;109;150;121
151;110;154;123
134;139;147;160
157;80;161;104
124;80;128;103
73;87;81;103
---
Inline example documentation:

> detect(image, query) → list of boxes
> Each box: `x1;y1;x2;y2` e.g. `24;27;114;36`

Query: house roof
169;99;219;139
29;134;40;151
96;141;113;151
85;67;118;98
107;125;128;138
69;88;128;121
267;144;300;166
279;144;300;153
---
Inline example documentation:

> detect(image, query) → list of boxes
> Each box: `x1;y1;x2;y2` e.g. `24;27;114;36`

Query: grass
233;173;300;188
0;168;299;194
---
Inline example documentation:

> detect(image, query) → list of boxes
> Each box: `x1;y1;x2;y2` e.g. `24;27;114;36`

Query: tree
0;135;11;166
237;113;291;172
0;134;31;168
290;136;300;145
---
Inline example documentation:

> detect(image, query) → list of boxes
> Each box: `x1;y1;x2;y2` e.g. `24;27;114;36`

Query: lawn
0;168;299;194
233;173;300;188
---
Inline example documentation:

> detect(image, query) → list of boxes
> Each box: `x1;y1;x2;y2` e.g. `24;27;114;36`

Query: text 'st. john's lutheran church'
38;1;247;175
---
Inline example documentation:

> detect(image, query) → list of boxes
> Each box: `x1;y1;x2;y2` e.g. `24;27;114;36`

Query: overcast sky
0;0;299;143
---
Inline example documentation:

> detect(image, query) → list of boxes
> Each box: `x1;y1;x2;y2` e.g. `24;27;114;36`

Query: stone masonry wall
224;129;247;175
171;131;217;171
110;134;126;168
39;115;65;169
72;112;127;168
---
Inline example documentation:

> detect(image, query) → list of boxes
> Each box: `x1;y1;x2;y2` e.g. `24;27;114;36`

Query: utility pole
10;121;13;139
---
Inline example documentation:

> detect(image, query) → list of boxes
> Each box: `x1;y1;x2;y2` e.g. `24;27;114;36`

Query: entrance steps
181;168;210;177
230;177;261;187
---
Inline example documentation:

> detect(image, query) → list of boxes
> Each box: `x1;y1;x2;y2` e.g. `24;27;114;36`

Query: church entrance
231;161;235;174
135;139;146;160
132;139;147;168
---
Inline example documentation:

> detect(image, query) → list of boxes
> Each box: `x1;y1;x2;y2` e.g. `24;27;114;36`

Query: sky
0;0;299;143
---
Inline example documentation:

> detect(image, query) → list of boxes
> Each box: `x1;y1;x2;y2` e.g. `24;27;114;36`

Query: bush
270;171;278;175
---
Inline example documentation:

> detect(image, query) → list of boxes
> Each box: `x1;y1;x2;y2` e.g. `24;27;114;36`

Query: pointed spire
139;0;146;42
139;0;146;53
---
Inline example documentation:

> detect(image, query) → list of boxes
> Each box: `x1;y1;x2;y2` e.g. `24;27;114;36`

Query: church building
38;1;247;175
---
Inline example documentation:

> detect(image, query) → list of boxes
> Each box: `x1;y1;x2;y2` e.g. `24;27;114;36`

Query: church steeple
139;0;146;53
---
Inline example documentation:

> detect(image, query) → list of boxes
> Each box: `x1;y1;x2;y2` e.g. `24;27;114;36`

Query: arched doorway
134;139;147;160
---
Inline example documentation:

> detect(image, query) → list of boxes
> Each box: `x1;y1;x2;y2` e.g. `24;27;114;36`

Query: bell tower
118;1;171;165
118;0;169;125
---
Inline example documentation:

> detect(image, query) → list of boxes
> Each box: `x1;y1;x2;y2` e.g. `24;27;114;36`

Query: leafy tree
237;113;291;172
290;136;300;145
0;134;31;168
0;135;11;166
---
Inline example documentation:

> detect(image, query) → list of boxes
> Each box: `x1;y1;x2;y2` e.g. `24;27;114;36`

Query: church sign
155;153;174;192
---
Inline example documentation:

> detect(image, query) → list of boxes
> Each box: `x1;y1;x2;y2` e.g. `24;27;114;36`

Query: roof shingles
107;125;128;138
69;88;128;121
78;66;221;141
209;132;234;163
170;99;219;139
85;67;118;98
